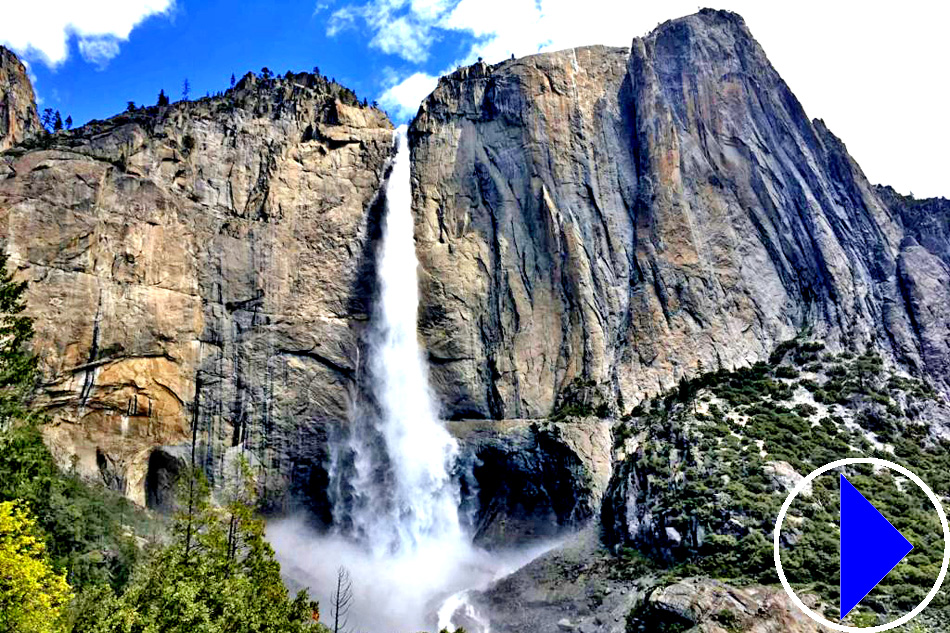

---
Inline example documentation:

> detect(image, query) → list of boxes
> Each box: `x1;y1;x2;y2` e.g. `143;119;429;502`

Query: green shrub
608;339;949;621
775;366;799;379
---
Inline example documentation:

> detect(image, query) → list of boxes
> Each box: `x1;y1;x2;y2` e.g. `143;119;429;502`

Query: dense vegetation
69;465;327;633
610;338;950;629
0;500;72;633
0;424;147;592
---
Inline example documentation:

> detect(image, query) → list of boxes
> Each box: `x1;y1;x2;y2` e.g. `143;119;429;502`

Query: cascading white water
268;126;557;633
345;124;462;554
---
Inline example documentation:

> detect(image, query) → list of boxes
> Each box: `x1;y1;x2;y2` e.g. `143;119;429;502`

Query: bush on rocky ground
607;339;950;627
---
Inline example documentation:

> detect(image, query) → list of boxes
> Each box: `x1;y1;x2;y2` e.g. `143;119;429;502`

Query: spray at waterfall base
267;127;554;632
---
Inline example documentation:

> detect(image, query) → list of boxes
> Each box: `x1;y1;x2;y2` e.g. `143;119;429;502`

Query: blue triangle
840;474;914;619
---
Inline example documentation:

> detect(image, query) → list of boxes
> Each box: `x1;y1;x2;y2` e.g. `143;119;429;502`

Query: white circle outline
774;457;950;632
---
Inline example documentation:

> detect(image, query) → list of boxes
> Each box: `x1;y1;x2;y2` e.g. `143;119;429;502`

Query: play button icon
775;457;950;632
840;474;914;619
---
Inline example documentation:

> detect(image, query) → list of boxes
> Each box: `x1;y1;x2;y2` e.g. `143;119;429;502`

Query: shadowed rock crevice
451;418;612;548
145;447;186;512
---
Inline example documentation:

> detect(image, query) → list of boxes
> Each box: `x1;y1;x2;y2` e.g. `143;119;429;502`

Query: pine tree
230;73;236;88
157;89;169;107
64;116;72;130
260;67;272;80
73;459;326;633
0;252;37;430
181;78;190;101
126;101;136;113
40;108;54;133
52;111;63;132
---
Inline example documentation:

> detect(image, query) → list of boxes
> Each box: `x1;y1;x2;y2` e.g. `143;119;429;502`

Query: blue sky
9;0;479;127
2;1;948;198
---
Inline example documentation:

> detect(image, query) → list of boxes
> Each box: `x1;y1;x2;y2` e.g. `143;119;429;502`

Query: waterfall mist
268;126;553;632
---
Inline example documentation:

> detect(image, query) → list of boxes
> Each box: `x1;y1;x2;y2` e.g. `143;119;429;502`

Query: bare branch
331;566;354;633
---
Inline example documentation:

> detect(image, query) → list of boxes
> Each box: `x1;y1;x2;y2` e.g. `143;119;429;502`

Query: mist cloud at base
267;516;558;633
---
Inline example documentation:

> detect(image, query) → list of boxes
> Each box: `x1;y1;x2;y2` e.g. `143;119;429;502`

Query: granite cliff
0;45;615;534
1;12;950;621
0;46;40;151
410;11;950;627
410;9;950;424
0;56;394;507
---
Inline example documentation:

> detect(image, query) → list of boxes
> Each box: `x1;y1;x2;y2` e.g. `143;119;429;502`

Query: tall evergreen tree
0;252;37;430
40;109;54;133
157;89;169;107
72;462;326;633
181;78;190;101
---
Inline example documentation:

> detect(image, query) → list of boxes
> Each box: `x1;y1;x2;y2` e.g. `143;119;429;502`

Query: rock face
877;186;950;385
451;417;612;546
410;9;950;422
2;8;949;559
0;46;40;150
0;68;393;506
456;529;821;633
631;578;821;633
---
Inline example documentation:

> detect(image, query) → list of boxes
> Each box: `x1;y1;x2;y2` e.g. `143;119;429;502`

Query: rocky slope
448;528;822;633
410;9;950;423
0;68;393;507
602;339;950;627
0;46;40;150
468;341;950;631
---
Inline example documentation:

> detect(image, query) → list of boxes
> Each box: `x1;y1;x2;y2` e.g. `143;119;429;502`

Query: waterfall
268;126;550;633
342;124;462;553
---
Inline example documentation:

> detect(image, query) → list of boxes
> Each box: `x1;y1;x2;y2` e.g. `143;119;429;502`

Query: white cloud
371;15;432;63
327;0;439;63
379;71;438;120
327;6;359;36
78;36;121;69
354;0;949;199
0;0;174;67
409;0;453;22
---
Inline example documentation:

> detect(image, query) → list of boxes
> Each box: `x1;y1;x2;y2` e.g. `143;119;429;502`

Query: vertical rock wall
0;70;393;507
0;46;40;150
410;9;950;422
